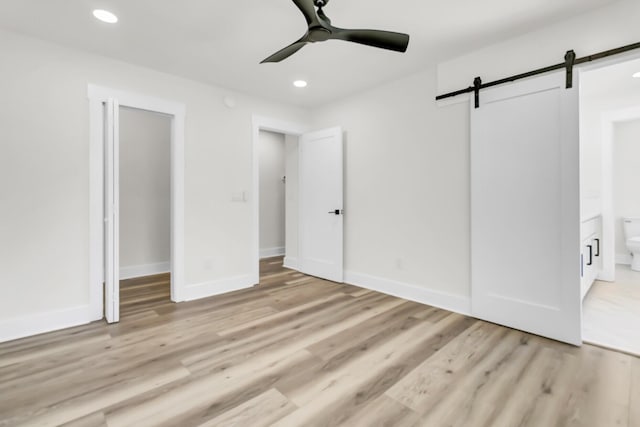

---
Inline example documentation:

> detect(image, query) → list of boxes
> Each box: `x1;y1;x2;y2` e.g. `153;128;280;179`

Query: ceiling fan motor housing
308;28;331;42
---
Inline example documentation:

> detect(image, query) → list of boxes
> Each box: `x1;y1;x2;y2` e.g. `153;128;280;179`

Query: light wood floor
583;265;640;356
0;258;638;427
120;272;171;317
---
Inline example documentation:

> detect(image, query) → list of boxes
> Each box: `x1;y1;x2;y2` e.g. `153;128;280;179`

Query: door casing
104;98;119;323
251;116;307;283
88;84;186;322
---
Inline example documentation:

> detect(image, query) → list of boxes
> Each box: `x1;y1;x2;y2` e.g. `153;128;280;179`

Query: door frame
88;84;186;321
103;98;120;323
251;115;307;283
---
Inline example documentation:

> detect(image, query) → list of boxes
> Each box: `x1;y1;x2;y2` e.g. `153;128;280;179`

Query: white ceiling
0;0;619;108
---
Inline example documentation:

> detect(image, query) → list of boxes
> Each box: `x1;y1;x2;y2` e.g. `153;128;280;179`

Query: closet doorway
258;130;288;262
88;85;186;323
251;116;344;285
118;107;172;317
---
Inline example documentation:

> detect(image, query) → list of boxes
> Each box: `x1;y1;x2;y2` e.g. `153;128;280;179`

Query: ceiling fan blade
261;39;308;63
331;29;409;53
292;0;318;25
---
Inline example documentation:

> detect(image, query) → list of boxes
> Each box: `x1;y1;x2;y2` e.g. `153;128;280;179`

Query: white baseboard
616;254;632;265
260;247;285;259
183;275;255;302
120;261;170;280
0;305;94;343
344;271;471;316
283;256;298;270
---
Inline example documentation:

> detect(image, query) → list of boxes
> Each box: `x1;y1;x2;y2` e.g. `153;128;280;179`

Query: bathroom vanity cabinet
581;214;602;299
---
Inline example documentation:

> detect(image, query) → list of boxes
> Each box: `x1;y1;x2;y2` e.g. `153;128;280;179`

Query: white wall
259;130;285;257
0;28;310;340
311;0;640;313
313;68;471;307
119;107;171;276
614;119;640;261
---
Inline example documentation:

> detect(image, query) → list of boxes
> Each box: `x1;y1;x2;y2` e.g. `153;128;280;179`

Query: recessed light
633;72;640;79
93;9;118;24
293;80;308;88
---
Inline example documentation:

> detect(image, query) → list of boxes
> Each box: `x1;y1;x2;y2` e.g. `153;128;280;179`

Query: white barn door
104;99;120;323
470;71;581;345
298;127;344;283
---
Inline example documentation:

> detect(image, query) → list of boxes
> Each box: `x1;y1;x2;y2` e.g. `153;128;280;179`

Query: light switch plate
231;191;246;202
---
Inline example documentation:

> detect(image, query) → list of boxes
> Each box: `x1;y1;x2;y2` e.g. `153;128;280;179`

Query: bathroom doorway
579;56;640;356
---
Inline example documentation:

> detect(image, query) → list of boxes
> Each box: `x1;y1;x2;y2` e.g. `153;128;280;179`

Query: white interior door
298;127;344;282
104;99;120;323
471;71;581;345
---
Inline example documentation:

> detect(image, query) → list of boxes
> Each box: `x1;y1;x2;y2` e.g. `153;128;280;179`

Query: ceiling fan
261;0;410;63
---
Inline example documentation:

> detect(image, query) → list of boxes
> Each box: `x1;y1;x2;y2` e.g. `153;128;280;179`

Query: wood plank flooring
583;265;640;356
119;273;171;317
0;257;638;426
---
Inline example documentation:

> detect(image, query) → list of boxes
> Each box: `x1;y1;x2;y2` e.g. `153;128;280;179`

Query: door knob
328;209;343;215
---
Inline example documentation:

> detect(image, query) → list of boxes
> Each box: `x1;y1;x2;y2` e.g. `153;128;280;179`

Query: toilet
623;217;640;271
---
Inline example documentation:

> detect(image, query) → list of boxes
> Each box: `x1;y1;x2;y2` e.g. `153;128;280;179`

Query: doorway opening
252;117;304;284
251;116;344;286
118;106;172;317
258;130;286;261
88;85;186;323
579;56;640;356
258;130;292;278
